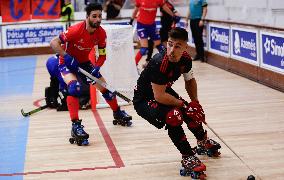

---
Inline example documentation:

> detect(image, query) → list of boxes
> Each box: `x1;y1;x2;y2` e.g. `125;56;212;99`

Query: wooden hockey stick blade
21;105;48;117
78;67;132;103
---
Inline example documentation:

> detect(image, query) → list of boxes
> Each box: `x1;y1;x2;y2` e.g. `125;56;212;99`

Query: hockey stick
78;67;132;103
204;122;261;179
21;105;48;117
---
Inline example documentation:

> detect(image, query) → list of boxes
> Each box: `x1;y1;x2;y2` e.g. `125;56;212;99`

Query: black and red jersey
133;50;192;102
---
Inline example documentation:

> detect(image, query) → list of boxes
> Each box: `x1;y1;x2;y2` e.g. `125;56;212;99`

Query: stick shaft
78;67;132;103
205;122;261;179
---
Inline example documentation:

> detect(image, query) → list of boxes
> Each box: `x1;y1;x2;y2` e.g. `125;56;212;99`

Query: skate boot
113;109;132;127
69;120;89;146
196;131;221;157
180;155;207;179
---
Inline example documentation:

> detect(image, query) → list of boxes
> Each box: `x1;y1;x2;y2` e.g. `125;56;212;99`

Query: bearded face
87;10;102;29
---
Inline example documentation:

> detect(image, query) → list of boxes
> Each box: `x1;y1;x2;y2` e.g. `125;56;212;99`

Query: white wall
207;0;284;28
73;0;284;28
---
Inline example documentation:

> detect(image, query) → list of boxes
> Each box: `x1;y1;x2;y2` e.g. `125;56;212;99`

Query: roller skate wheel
77;140;82;146
196;148;202;155
180;169;186;176
82;139;89;145
191;171;201;179
69;138;75;144
113;120;118;125
127;121;132;127
207;151;213;157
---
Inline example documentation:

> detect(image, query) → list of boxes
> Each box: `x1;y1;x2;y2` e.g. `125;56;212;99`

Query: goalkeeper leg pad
67;80;82;97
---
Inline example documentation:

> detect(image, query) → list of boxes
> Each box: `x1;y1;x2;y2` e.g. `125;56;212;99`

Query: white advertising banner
2;22;65;49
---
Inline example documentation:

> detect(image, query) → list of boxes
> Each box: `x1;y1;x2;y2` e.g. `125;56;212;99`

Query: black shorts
133;88;180;129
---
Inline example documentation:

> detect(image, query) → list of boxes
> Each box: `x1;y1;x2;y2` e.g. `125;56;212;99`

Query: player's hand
63;53;79;72
183;100;205;123
199;19;204;27
129;18;134;25
91;66;101;78
173;16;181;23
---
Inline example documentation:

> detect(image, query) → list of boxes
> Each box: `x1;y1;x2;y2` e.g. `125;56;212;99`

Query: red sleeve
96;28;107;67
59;25;77;44
98;28;107;48
135;0;141;7
159;0;166;7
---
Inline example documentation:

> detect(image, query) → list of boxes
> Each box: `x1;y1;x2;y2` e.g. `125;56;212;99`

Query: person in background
185;0;208;62
61;0;75;28
145;0;179;65
129;0;180;67
133;27;221;178
50;3;132;146
103;0;123;19
45;55;91;111
160;0;178;47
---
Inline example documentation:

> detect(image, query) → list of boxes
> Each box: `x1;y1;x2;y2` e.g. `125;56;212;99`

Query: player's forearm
50;37;66;56
131;7;138;19
162;4;174;17
113;3;122;10
201;6;207;20
154;92;183;107
95;55;106;67
185;78;198;101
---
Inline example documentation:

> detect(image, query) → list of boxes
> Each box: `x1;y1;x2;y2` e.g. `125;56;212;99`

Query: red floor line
0;101;124;177
0;166;118;176
92;109;125;168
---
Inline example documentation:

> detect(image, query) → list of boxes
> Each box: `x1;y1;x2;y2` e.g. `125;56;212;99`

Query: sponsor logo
264;37;284;57
211;28;229;44
234;31;256;57
234;32;241;54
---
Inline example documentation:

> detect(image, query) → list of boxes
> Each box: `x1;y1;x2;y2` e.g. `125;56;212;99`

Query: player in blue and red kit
133;28;221;179
45;55;91;111
50;3;132;146
130;0;180;66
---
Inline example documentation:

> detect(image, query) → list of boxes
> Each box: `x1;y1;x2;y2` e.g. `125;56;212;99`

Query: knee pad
140;47;148;56
156;44;165;52
166;108;183;127
68;80;81;97
102;90;116;101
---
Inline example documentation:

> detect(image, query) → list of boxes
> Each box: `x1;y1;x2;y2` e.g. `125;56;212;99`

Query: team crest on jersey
78;38;84;43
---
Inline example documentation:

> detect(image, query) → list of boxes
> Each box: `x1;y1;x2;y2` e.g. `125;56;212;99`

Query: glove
129;18;134;25
63;53;79;72
91;66;101;78
183;100;205;123
173;16;181;23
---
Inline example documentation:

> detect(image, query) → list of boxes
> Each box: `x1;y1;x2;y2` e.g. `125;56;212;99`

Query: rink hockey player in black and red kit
133;27;221;179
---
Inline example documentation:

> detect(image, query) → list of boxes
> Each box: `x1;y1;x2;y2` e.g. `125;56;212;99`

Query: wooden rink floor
0;54;284;180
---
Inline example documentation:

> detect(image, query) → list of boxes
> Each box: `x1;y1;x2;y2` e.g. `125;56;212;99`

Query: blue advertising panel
209;23;230;57
231;27;258;65
260;31;284;74
2;23;65;49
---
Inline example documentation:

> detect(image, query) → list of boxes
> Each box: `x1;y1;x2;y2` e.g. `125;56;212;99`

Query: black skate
180;155;207;179
196;131;221;157
113;109;132;127
69;120;89;146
